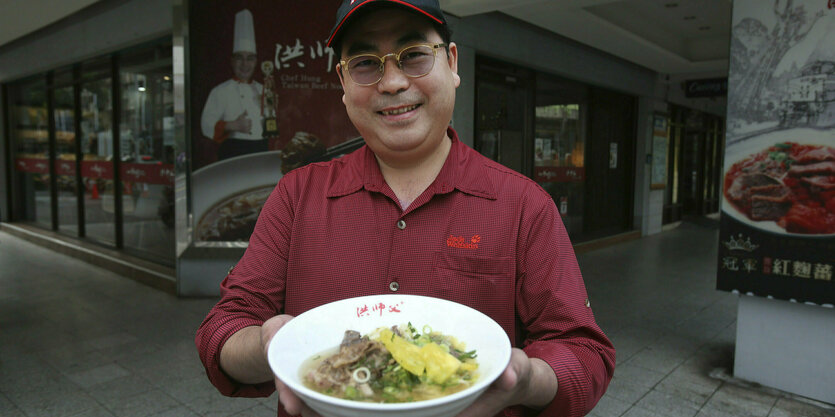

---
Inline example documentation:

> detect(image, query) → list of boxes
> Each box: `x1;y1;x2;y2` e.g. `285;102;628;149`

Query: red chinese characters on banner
533;166;585;183
14;157;174;185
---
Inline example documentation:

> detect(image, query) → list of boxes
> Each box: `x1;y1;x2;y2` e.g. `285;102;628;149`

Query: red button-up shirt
196;128;615;417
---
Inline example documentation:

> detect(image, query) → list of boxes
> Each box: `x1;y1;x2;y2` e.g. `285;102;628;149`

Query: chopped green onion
456;349;478;359
344;385;359;399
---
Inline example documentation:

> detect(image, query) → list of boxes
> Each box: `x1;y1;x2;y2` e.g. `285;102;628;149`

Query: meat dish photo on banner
717;0;835;305
188;0;361;243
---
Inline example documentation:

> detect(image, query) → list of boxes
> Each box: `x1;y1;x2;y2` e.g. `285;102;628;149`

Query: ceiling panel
0;0;732;76
444;0;732;75
0;0;101;48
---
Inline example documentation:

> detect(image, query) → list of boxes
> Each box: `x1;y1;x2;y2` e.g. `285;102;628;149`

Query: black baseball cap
327;0;448;48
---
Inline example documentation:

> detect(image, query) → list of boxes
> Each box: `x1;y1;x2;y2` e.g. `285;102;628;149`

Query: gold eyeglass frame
339;43;448;86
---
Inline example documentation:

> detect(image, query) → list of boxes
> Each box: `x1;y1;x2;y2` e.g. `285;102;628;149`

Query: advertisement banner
650;113;668;189
717;0;835;305
16;157;176;186
188;0;360;243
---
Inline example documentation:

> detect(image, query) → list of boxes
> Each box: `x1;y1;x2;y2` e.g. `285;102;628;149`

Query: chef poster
717;0;834;305
188;0;360;243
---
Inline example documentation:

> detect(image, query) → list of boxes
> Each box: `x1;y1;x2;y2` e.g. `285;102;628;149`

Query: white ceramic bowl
267;294;512;417
191;151;284;237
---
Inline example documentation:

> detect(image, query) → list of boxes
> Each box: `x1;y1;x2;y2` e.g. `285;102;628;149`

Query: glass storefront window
9;78;51;228
534;76;587;237
80;65;115;245
4;38;175;266
119;42;175;264
475;79;528;174
53;67;79;235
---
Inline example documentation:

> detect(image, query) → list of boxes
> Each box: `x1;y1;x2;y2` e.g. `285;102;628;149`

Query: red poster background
189;0;359;171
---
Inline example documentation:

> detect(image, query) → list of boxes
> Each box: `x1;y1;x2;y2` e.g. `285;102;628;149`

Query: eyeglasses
339;43;447;86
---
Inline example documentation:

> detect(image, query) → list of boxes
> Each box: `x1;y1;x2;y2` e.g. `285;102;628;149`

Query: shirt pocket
429;252;515;322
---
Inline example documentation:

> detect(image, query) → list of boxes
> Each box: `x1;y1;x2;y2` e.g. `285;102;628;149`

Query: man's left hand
455;348;557;417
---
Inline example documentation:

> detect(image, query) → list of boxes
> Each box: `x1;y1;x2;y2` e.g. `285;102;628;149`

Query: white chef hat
233;9;256;54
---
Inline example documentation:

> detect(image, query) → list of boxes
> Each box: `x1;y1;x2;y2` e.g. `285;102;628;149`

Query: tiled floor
1;218;833;417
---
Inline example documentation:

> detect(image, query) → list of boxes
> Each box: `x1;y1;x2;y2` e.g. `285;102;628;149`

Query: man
196;1;615;416
200;9;268;160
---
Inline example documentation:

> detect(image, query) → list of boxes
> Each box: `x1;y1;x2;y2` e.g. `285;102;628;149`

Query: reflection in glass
119;43;175;264
534;104;584;167
475;80;526;173
54;85;79;235
534;76;588;237
80;77;115;245
9;79;51;228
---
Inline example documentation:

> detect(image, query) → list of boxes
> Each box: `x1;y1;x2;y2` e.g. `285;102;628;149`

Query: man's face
337;8;460;166
232;52;257;81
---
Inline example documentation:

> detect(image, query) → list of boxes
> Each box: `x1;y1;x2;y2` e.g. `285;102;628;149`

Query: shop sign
533;166;585;183
684;78;727;98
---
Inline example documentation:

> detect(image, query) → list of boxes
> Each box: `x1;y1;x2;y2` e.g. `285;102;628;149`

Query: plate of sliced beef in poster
722;134;835;236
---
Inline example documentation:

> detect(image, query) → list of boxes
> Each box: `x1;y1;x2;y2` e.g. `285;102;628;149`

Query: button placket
391;217;407;292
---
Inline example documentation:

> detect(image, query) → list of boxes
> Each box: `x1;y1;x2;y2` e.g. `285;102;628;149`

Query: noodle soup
301;324;479;403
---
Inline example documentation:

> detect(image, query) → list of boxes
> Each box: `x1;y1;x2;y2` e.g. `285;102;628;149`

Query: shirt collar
326;127;497;201
432;127;497;200
232;77;253;84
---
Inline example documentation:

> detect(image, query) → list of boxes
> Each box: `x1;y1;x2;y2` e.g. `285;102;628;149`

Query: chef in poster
200;9;268;160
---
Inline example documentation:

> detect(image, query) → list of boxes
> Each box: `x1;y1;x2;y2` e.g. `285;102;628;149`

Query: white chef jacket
200;79;264;141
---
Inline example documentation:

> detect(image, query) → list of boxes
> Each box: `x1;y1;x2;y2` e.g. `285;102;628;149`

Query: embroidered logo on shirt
447;235;480;250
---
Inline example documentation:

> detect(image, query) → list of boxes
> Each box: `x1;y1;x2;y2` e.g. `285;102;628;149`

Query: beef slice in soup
305;330;390;391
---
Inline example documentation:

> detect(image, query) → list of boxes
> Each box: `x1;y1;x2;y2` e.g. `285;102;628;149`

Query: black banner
717;214;835;305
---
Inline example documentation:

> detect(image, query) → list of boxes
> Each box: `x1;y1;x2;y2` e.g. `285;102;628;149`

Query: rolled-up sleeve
516;191;616;416
194;178;296;397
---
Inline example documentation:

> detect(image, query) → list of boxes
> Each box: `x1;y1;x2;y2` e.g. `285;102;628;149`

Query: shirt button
389;282;400;292
396;220;406;230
